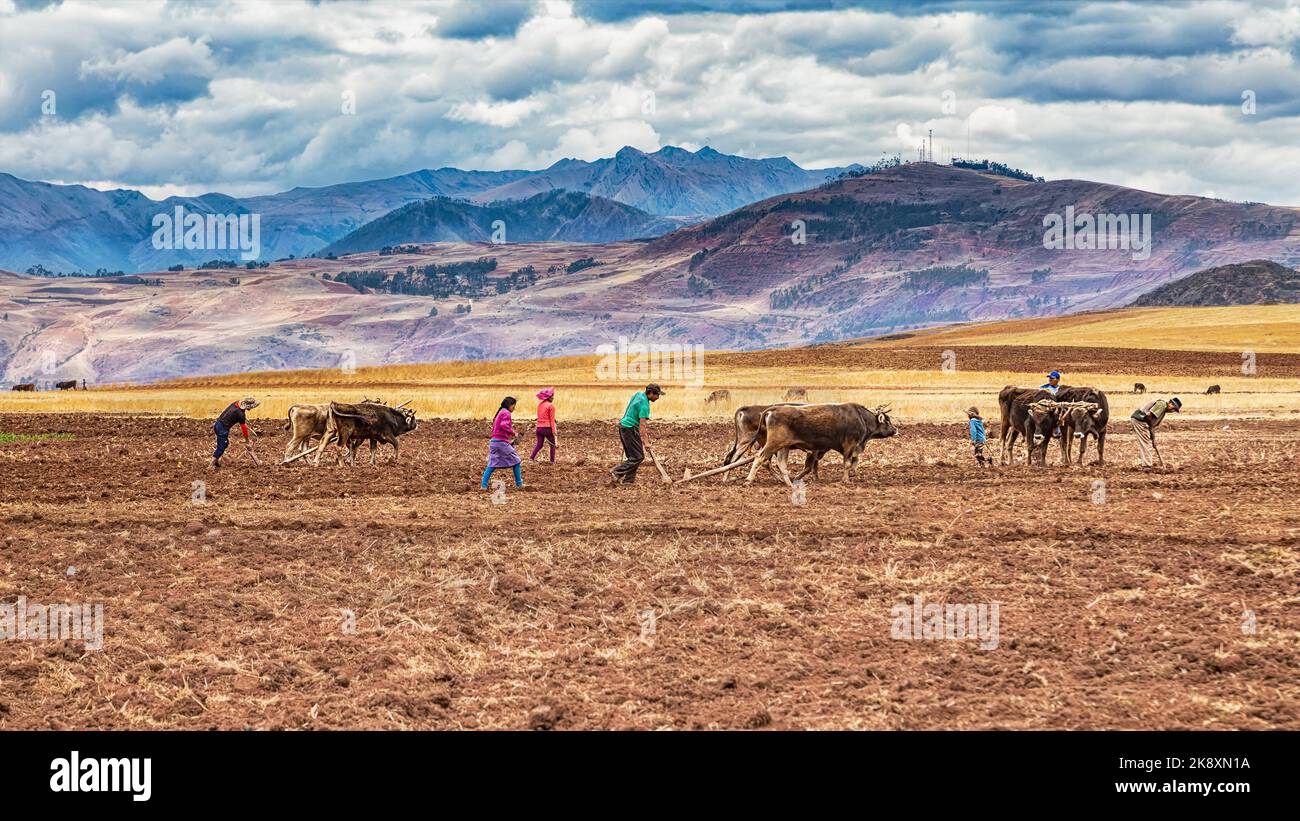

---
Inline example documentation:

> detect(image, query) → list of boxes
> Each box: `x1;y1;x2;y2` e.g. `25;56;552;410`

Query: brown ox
283;403;331;462
311;401;418;466
11;383;35;392
744;403;896;486
721;402;818;482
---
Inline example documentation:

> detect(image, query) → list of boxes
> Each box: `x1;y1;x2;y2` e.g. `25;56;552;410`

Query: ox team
208;370;1184;479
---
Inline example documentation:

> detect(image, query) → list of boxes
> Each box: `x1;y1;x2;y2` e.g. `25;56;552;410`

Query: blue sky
1;0;1298;204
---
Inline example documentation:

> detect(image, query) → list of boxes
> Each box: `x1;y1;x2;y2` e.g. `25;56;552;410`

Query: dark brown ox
311;401;417;466
721;402;817;482
11;383;35;392
744;403;896;486
998;386;1052;465
1055;386;1109;465
55;380;78;390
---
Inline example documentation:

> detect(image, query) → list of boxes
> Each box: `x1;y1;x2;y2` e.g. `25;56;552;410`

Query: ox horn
395;399;413;409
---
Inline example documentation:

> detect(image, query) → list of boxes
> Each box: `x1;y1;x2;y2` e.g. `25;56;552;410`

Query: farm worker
481;396;524;490
966;406;989;467
1040;370;1062;396
530;387;557;463
210;397;260;470
1130;396;1181;467
609;383;663;484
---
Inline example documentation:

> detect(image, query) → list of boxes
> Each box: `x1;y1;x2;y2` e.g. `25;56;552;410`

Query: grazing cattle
55;380;77;390
1133;382;1146;394
1205;384;1221;395
1055;386;1110;465
283;403;331;462
744;403;896;486
784;388;808;401
311;401;417;466
704;389;731;406
999;386;1052;465
720;402;820;482
11;383;35;392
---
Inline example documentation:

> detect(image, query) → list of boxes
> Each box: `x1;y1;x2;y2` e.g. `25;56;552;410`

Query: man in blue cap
1040;371;1062;396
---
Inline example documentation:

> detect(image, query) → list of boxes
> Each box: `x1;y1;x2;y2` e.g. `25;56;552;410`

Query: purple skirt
487;438;520;468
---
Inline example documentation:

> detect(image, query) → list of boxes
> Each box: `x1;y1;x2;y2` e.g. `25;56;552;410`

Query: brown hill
1130;259;1300;307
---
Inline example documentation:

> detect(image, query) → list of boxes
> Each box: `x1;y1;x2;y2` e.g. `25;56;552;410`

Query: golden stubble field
1;306;1297;424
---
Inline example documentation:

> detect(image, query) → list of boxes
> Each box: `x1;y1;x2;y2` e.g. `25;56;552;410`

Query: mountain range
322;191;686;254
0;146;853;274
2;161;1297;384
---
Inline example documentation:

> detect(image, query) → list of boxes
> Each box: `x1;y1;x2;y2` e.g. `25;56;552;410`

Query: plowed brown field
1;411;1296;730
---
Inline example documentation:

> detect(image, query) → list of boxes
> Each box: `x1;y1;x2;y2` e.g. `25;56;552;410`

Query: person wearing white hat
210;396;260;470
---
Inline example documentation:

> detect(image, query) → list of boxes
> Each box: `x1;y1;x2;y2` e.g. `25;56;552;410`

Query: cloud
81;36;216;84
0;0;1297;207
433;0;536;39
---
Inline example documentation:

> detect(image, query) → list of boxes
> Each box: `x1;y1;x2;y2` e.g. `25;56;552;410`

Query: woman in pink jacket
530;387;557;463
480;396;523;490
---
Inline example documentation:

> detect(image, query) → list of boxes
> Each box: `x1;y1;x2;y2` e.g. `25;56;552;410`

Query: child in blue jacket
967;406;989;467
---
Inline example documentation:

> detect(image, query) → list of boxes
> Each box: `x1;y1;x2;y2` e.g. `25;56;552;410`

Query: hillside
3;163;1300;384
0;146;849;273
322;191;684;255
1129;259;1300;307
856;304;1300;353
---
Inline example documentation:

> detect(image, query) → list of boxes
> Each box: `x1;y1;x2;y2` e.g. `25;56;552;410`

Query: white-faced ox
1055;386;1109;465
744;403;896;486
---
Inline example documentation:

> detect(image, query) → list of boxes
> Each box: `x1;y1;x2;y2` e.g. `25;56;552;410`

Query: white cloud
0;0;1297;206
81;36;216;84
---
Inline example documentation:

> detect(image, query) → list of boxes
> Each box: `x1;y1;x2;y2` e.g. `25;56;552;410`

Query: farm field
1;306;1297;730
0;411;1297;730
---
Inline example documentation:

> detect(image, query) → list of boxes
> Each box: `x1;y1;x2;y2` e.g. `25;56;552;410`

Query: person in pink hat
530;387;558;463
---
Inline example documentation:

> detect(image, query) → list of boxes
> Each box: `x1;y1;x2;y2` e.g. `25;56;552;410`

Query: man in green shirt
1130;396;1181;467
610;383;663;484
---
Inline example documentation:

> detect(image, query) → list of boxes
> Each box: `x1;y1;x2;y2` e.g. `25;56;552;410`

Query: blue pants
481;464;522;489
213;421;230;459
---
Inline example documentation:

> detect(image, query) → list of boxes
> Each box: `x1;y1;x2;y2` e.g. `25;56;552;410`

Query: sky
1;0;1299;203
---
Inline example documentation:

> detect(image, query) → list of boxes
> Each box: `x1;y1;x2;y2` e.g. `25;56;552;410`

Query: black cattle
55;380;77;390
1133;382;1146;394
1205;384;1221;395
744;403;896;485
1055;386;1110;465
